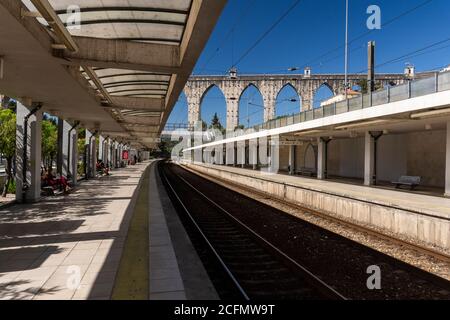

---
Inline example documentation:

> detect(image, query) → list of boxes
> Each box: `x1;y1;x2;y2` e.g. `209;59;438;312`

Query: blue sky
166;0;450;128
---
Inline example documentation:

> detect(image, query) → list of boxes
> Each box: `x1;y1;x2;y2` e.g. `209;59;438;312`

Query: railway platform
181;162;450;253
0;161;216;300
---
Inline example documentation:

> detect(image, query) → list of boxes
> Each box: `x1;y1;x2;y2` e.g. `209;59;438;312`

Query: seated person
42;168;70;193
96;160;110;176
42;168;56;188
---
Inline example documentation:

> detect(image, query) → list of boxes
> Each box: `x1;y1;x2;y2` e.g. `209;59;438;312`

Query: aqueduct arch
184;73;407;131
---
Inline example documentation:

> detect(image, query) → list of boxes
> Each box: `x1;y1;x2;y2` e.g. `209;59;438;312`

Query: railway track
160;162;450;300
160;162;346;300
181;164;450;264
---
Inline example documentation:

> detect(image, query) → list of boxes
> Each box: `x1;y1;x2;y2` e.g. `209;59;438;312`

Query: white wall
328;138;364;179
325;130;445;187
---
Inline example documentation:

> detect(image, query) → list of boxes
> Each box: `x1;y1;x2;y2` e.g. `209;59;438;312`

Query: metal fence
234;71;450;137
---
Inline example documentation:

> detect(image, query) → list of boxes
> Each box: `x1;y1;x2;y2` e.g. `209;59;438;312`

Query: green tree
209;113;223;130
356;79;384;94
209;113;226;135
41;119;58;170
0;109;16;197
77;128;86;177
356;79;369;94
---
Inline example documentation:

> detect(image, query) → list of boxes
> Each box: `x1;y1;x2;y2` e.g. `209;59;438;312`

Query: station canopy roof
16;0;224;149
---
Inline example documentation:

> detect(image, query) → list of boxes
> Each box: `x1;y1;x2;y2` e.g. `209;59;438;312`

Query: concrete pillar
249;138;258;170
259;137;268;167
364;132;375;186
108;141;113;169
98;135;105;162
289;145;296;175
85;130;97;178
269;136;280;173
85;130;92;177
226;99;239;131
103;138;109;166
317;138;326;180
15;102;43;203
117;143;123;168
226;141;235;165
212;144;223;165
109;139;113;167
110;140;115;169
111;141;117;169
445;121;450;196
302;90;314;111
57;120;70;177
69;128;78;186
237;140;246;168
187;98;201;128
264;99;276;122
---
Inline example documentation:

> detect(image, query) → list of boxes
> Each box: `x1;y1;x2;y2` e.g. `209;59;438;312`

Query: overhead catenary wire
296;0;435;71
354;35;450;74
195;0;435;76
232;0;304;68
196;0;258;75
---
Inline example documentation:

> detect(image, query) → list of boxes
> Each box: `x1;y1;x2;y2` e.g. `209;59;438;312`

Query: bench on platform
41;186;55;196
296;167;317;177
392;176;421;190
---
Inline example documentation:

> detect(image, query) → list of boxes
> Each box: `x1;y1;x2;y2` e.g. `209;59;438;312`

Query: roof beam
83;66;113;104
29;0;79;52
108;96;165;111
57;36;181;74
120;116;160;125
161;0;227;133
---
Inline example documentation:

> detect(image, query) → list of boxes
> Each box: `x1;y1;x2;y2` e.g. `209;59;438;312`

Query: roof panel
23;0;192;43
107;84;169;93
67;23;183;41
58;11;187;24
48;0;192;12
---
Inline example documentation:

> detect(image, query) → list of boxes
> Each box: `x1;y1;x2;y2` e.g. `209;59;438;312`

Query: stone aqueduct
183;73;411;130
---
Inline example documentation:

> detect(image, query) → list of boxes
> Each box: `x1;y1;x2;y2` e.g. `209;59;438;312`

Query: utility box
304;67;311;78
404;64;415;78
229;67;238;79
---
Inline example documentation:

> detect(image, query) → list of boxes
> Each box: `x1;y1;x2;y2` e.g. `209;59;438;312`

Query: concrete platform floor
193;163;450;220
0;194;15;206
0;163;149;300
0;160;216;300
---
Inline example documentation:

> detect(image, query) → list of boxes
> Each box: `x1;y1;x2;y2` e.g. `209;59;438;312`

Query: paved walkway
0;162;150;300
0;194;14;206
189;163;450;220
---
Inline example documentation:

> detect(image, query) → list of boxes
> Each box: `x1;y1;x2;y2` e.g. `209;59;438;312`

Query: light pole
344;0;349;99
246;98;250;128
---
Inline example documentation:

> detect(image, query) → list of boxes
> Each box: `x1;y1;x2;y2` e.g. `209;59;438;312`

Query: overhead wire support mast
344;0;349;99
297;0;434;71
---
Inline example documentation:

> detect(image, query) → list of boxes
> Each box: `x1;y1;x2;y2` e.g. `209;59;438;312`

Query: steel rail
167;164;347;300
182;164;450;264
160;167;250;301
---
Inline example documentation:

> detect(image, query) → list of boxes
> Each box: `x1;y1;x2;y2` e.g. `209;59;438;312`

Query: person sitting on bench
96;160;110;176
42;168;69;193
